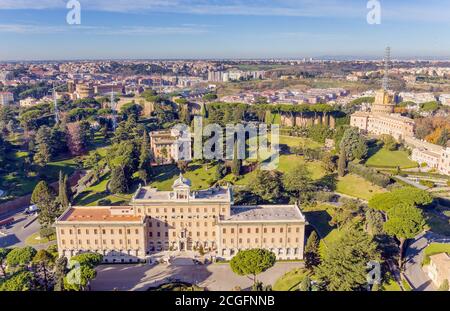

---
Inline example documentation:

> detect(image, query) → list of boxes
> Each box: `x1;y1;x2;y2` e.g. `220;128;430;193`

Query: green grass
272;268;306;291
276;135;323;149
383;278;402;291
25;232;56;246
336;174;386;200
150;162;219;191
234;154;326;186
366;149;417;169
422;243;450;265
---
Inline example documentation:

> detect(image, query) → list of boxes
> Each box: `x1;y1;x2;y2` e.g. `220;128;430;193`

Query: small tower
171;173;192;200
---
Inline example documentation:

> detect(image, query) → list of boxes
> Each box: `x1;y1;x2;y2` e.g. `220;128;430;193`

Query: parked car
24;205;39;215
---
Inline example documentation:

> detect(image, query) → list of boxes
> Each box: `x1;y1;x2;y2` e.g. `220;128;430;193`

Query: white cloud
0;0;448;23
0;23;209;35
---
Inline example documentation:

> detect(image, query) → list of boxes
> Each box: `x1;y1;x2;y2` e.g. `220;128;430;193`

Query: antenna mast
382;46;391;91
53;82;60;124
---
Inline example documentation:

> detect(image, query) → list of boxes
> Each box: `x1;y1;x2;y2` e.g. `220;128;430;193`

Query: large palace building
350;89;415;140
55;175;306;263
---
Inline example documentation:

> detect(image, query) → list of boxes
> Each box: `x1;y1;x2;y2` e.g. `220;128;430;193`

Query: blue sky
0;0;449;60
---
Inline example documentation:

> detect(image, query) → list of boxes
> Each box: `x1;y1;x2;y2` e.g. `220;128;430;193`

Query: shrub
419;180;435;188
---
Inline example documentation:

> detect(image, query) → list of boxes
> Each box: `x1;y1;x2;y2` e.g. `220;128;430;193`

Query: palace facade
350;90;415;140
55;175;306;263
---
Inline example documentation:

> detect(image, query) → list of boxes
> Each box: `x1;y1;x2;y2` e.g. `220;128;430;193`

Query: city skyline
0;0;449;61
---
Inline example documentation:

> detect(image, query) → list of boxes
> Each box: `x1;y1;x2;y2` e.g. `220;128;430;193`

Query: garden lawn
336;174;385;200
151;162;219;191
235;155;326;186
272;268;307;291
276;135;323;149
366;149;417;169
25;232;56;246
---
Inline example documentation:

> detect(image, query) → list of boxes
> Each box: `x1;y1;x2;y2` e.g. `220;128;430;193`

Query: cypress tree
338;149;347;177
304;231;321;271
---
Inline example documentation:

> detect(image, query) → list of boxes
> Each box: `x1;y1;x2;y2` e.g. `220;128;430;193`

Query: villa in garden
55;174;306;263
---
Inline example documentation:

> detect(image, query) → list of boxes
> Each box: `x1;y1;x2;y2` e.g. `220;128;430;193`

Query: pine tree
315;228;380;291
231;141;242;176
58;171;71;210
138;129;153;184
109;166;129;194
54;256;67;291
304;231;321;271
338;149;347;177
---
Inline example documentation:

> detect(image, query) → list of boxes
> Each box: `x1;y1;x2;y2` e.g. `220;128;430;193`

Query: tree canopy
230;249;276;285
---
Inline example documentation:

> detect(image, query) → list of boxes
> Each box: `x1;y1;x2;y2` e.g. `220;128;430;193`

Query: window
165;232;168;237
272;228;275;233
136;239;139;244
231;228;234;234
205;232;208;237
247;238;250;243
255;228;259;234
127;229;130;234
77;229;81;234
111;240;114;244
222;239;226;244
61;229;65;235
102;240;106;244
239;228;243;234
212;231;216;237
86;240;90;245
78;240;82;244
280;228;283;233
223;228;226;234
296;227;300;233
94;229;98;234
95;240;98;245
238;238;242;243
264;228;267;233
157;232;160;237
102;229;106;234
110;229;114;234
247;228;251;234
149;232;153;237
62;239;66;245
287;228;291;233
69;229;72;235
70;240;73;245
197;232;200;237
119;229;122;234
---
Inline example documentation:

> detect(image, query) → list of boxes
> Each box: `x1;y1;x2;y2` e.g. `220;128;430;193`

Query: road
91;260;304;291
403;231;450;291
0;207;41;249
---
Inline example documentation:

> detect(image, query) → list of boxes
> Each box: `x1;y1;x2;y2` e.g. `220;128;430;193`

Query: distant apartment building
149;129;192;164
398;92;436;104
0;92;14;105
55;176;306;263
208;70;225;82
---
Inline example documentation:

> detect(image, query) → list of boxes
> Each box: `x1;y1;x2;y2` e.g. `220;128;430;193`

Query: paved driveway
91;260;304;291
403;231;450;291
0;210;41;249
